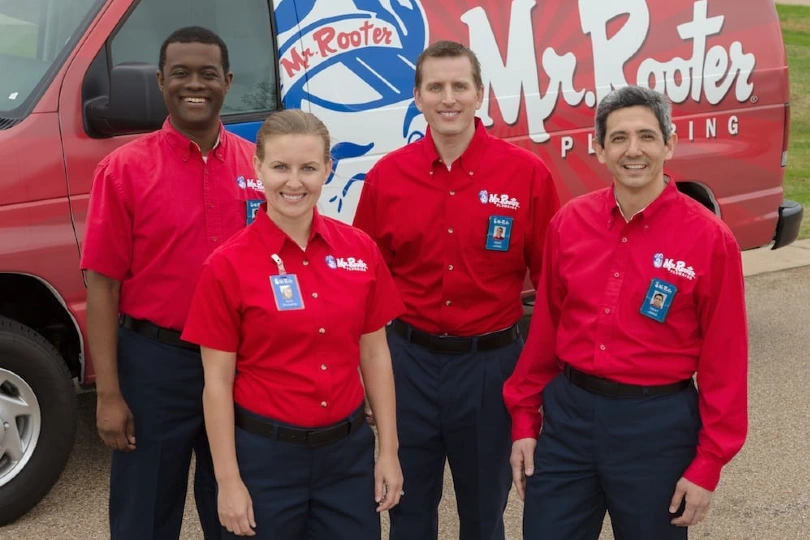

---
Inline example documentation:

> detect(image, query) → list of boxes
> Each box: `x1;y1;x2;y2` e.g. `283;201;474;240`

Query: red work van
0;0;802;524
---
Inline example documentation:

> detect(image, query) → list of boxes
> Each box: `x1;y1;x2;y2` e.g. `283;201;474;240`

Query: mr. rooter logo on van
461;0;756;157
274;0;428;217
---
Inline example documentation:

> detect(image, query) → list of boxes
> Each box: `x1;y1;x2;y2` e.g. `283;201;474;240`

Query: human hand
670;477;713;527
218;478;256;536
374;451;403;512
96;392;136;451
364;398;375;426
510;438;537;500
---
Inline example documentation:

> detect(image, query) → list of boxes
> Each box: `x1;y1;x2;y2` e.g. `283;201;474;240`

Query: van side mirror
85;63;167;137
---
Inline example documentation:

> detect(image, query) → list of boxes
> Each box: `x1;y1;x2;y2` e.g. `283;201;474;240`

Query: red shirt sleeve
524;161;560;290
362;240;405;334
353;165;394;267
181;258;241;352
504;212;566;440
80;159;133;280
683;229;748;490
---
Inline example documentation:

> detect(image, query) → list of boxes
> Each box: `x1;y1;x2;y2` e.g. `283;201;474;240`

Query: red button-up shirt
353;119;559;336
80;119;264;330
504;178;748;490
181;207;404;427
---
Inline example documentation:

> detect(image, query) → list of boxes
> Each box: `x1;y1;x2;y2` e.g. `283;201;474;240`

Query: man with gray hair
503;85;748;539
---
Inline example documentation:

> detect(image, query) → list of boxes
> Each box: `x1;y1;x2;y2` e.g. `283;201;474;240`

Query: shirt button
321;364;327;371
614;272;620;278
303;260;309;266
312;292;318;299
448;228;454;234
604;308;610;314
320;401;327;408
600;344;606;351
643;225;650;230
621;237;628;243
445;300;452;306
319;328;326;334
449;191;455;196
429;171;434;175
212;237;218;242
469;171;474;176
448;265;454;271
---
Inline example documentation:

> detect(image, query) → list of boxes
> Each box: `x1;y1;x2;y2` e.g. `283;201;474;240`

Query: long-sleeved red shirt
353;119;559;336
504;178;748;491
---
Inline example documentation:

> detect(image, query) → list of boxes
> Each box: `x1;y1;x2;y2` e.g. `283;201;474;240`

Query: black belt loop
234;405;364;448
563;364;691;398
390;319;519;354
120;314;199;352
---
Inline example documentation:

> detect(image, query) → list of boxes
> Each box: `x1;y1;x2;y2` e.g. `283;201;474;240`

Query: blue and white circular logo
276;0;428;112
653;253;664;268
236;175;247;189
479;190;489;204
325;255;338;269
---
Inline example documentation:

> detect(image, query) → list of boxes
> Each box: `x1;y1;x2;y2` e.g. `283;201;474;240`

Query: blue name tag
640;278;677;322
246;199;263;226
485;215;513;251
270;274;305;311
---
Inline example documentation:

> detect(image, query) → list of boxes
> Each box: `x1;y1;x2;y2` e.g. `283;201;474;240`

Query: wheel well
0;274;82;378
676;181;719;216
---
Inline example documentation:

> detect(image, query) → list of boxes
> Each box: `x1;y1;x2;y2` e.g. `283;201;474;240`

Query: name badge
270;274;305;311
246;199;263;226
640;278;677;322
485;215;513;251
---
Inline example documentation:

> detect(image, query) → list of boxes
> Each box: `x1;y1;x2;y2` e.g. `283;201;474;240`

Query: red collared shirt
80;119;264;330
353;119;559;336
504;178;748;491
181;207;404;427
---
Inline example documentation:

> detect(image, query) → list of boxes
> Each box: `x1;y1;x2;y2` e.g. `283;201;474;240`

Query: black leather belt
234;405;364;448
390;319;519;354
120;315;199;352
564;364;691;398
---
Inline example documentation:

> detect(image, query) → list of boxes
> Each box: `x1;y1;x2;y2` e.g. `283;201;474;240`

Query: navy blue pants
387;329;523;540
109;326;220;540
523;373;701;540
228;407;379;540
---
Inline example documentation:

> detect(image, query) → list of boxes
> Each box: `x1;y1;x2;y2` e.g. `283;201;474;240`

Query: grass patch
778;4;810;240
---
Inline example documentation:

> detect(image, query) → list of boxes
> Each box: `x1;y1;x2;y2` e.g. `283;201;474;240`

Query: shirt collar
421;117;488;174
161;118;227;162
606;174;678;228
252;204;334;255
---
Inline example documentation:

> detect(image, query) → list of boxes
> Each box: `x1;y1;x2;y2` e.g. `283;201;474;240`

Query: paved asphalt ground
1;248;809;539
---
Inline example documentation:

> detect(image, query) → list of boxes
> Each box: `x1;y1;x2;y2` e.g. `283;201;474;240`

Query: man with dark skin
82;26;263;539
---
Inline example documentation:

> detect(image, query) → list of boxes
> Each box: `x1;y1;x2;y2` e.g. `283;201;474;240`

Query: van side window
110;0;278;116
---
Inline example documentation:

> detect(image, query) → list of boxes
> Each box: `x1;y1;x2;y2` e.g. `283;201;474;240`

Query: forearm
86;272;122;398
203;380;241;484
359;352;398;455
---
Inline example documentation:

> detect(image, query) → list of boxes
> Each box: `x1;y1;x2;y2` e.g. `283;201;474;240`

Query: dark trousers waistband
234;405;364;448
563;364;692;398
390;319;519;354
120;315;199;352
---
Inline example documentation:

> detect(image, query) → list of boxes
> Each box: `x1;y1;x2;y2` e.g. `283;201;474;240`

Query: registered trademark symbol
751;95;759;103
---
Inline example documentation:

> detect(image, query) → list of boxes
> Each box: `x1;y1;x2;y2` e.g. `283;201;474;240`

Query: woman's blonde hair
255;109;331;162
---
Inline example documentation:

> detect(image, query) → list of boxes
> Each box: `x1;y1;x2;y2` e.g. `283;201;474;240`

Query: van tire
0;316;78;525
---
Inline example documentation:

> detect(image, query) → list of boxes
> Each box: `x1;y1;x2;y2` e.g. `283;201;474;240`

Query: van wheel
0;316;78;525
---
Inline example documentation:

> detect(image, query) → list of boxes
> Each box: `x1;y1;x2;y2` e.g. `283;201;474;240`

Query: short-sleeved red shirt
504;178;748;491
181;207;404;427
80;119;264;330
353;119;559;336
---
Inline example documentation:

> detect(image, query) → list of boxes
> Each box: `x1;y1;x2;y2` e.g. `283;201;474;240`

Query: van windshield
0;0;102;117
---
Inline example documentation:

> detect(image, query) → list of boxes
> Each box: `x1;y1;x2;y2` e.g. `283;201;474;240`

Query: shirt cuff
682;453;724;491
510;409;542;442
